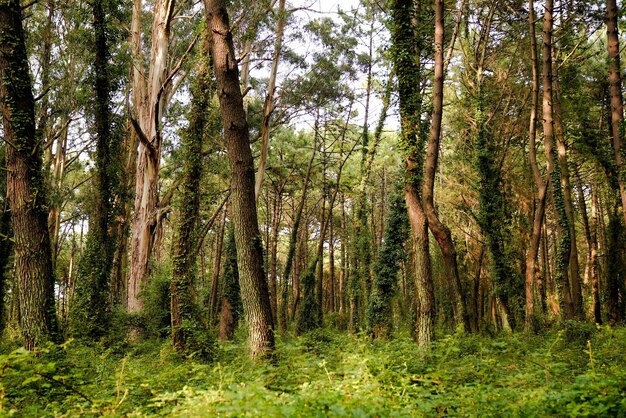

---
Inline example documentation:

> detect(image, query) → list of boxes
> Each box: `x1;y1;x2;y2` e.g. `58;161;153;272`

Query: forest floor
1;322;626;417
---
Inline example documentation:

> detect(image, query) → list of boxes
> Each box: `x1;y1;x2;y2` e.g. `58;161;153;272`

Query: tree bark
590;171;602;324
607;0;626;227
542;0;574;320
205;0;275;357
553;72;582;318
524;0;547;331
0;0;58;348
422;0;469;333
254;0;286;199
128;0;175;312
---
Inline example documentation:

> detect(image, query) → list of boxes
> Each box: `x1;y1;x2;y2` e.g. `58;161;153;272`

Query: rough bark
0;0;58;348
607;0;626;227
205;0;275;357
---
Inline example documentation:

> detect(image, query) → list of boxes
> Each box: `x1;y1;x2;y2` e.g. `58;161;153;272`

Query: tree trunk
524;0;546;331
209;211;226;323
0;0;58;348
171;38;213;350
553;72;582;318
607;0;626;227
70;0;119;338
590;171;602;324
268;189;282;323
406;185;434;349
128;0;175;312
205;0;275;357
422;0;469;333
279;136;316;331
542;0;574;320
254;0;286;199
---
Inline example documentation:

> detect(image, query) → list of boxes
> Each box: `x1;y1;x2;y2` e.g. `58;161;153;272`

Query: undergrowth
1;325;626;416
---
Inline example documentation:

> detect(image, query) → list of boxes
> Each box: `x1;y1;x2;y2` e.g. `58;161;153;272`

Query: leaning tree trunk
0;0;58;349
205;0;275;358
391;0;435;348
422;0;469;333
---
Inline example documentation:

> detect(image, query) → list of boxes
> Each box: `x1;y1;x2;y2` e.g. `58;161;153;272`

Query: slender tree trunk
422;0;469;333
542;0;574;320
279;137;316;331
574;168;592;286
553;72;582;318
268;189;282;323
254;0;286;199
339;193;347;316
209;211;226;322
525;0;546;331
171;38;213;350
0;0;58;348
607;0;626;227
328;210;335;313
71;0;119;337
590;171;602;324
205;0;275;357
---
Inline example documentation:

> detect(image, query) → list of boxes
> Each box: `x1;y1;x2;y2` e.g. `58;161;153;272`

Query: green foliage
138;264;173;339
296;258;320;335
221;226;242;334
3;327;626;416
367;184;409;337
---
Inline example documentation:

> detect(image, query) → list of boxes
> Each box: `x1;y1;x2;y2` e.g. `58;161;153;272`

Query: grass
1;323;626;416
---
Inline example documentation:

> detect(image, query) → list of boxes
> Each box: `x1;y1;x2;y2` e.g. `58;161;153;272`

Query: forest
1;0;626;415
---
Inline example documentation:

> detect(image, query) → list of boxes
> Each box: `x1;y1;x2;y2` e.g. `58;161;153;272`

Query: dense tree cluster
1;0;626;359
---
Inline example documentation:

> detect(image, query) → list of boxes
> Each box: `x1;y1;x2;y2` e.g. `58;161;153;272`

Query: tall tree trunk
391;0;435;347
128;0;175;312
0;0;58;349
542;0;574;320
171;38;213;350
525;0;547;331
279;137;316;332
574;167;592;286
422;0;469;333
70;0;119;338
0;147;11;333
205;0;275;357
268;189;282;323
209;211;226;323
553;72;582;318
607;0;626;227
590;171;602;324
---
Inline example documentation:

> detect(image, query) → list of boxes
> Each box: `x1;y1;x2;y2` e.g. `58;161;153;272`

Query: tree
0;0;58;348
171;33;215;351
204;0;275;358
390;0;434;349
70;0;120;338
